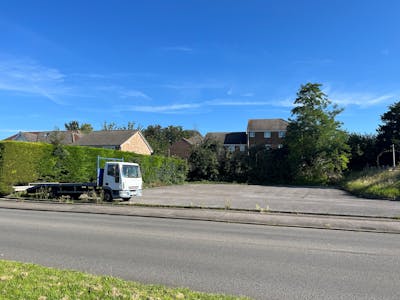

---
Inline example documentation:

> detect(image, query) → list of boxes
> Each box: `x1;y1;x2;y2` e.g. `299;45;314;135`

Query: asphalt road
1;208;400;300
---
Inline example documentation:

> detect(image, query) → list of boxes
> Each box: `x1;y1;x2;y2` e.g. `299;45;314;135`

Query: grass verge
342;168;400;200
0;260;250;300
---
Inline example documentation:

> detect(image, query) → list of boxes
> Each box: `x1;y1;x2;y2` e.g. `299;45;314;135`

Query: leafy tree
79;123;93;134
48;128;66;146
285;83;350;184
143;125;196;156
102;121;141;131
65;121;80;131
218;149;249;183
188;138;224;181
64;121;93;133
347;133;378;170
377;101;400;150
247;146;290;184
48;128;70;180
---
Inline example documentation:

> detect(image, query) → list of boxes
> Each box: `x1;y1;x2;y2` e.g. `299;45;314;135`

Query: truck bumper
119;189;142;199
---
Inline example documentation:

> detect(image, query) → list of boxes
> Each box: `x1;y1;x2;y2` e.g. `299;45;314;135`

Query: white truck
26;156;143;201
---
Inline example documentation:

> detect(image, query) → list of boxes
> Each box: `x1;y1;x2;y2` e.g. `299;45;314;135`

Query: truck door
104;163;121;191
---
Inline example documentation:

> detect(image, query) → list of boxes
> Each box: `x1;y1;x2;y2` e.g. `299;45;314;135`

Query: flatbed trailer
26;182;99;200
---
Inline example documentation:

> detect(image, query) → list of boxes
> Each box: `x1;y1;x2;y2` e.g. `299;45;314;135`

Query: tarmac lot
139;183;400;218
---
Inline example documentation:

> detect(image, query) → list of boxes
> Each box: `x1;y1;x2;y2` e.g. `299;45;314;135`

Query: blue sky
0;0;399;139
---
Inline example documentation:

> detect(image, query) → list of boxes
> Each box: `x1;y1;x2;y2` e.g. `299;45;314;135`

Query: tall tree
285;83;349;184
64;121;93;133
143;125;195;156
187;138;223;181
64;121;80;131
79;123;93;134
347;133;378;170
377;101;400;150
102;121;141;131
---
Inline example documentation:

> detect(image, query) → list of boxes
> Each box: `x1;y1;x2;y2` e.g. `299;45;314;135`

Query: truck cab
101;161;142;201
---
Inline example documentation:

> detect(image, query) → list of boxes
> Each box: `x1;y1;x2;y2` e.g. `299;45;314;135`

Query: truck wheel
71;194;81;200
48;188;57;199
103;191;113;202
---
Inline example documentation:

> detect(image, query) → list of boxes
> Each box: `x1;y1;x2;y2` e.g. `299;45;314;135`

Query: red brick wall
248;131;284;149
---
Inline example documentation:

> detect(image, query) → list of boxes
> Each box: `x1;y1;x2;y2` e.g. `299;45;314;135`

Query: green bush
0;141;188;195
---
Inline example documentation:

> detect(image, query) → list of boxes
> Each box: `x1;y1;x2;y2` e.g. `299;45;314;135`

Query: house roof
184;134;203;145
5;131;82;144
247;119;288;132
206;132;247;145
75;130;140;146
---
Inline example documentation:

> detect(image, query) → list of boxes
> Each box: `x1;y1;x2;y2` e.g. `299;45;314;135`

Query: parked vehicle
26;156;142;201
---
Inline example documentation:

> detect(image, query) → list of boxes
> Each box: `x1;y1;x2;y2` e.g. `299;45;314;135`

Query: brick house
74;130;153;155
247;119;288;149
5;130;153;156
205;132;247;152
169;134;203;159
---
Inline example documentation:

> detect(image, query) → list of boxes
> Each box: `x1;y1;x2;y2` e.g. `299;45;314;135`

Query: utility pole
392;144;396;168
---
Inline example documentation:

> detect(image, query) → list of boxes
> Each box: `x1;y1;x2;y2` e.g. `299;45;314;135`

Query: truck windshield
122;165;141;178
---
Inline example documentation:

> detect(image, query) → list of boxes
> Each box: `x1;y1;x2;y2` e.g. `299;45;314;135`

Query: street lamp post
392;144;396;168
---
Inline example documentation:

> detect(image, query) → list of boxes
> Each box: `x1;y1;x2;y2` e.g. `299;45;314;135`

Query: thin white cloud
162;46;193;52
119;89;151;100
121;103;202;113
241;92;254;97
117;97;292;114
0;57;66;104
330;92;395;107
94;85;151;100
207;99;272;106
274;98;295;108
162;82;223;90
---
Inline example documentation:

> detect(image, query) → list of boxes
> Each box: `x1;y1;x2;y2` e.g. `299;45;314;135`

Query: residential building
247;119;288;149
5;130;153;156
205;132;247;152
5;131;82;144
74;130;153;155
169;134;203;159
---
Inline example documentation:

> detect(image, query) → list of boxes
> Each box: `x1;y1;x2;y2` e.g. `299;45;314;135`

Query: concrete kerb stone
1;199;399;234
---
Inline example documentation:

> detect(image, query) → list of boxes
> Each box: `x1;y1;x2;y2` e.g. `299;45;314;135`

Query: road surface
1;208;399;299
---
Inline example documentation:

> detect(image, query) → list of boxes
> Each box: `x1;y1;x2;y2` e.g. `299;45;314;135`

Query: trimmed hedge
0;141;188;195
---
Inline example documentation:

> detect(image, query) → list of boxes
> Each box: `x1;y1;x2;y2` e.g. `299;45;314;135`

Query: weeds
342;167;400;200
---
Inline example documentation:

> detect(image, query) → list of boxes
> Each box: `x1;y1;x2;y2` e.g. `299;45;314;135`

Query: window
122;165;140;178
265;144;272;150
228;145;235;152
240;145;245;152
278;144;283;149
107;164;117;176
264;131;271;138
279;131;286;138
249;131;255;138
